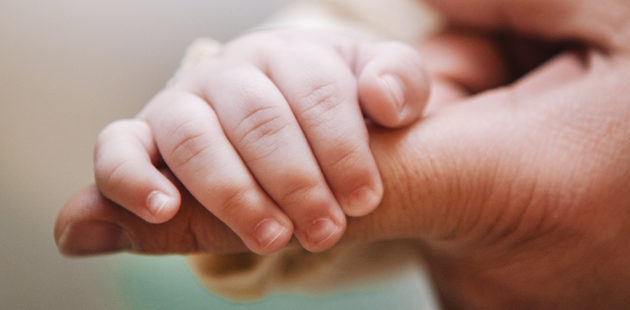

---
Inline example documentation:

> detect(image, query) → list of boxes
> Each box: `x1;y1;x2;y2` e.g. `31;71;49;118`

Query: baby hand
92;30;430;254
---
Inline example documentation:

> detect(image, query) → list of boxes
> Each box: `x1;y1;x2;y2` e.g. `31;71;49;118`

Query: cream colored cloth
181;0;443;301
255;0;442;42
189;241;428;300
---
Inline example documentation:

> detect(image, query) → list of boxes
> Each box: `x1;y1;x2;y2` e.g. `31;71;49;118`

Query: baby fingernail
254;219;286;250
147;191;171;215
307;217;339;246
380;74;406;110
343;186;381;217
58;221;132;256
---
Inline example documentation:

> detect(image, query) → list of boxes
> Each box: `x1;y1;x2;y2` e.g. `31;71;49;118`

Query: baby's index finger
355;41;430;128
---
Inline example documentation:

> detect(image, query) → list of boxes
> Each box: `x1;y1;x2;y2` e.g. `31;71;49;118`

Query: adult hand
56;0;630;308
384;0;630;308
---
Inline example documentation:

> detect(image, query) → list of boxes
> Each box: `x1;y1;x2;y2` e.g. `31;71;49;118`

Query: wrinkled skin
56;0;630;308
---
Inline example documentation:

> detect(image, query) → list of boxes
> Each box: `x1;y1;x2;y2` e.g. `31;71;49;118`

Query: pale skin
56;0;630;308
91;31;433;254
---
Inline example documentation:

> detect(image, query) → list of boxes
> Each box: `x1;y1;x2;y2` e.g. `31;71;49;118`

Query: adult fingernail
57;221;132;256
380;74;406;110
147;191;171;215
307;217;339;246
254;219;286;250
343;185;381;217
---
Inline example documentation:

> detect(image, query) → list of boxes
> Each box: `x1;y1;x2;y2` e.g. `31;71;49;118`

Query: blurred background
0;0;437;309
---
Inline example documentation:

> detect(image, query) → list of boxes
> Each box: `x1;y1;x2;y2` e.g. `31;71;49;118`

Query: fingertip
145;189;181;223
341;182;383;217
359;70;429;128
55;186;134;257
249;218;293;255
99;168;181;225
57;221;132;257
297;215;346;253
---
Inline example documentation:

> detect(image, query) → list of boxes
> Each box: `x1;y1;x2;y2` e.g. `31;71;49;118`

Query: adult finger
55;184;247;256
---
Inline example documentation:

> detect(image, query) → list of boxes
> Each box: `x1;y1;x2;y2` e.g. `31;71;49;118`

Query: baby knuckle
234;105;290;146
95;119;150;157
95;119;131;147
297;83;345;128
221;59;258;76
302;83;342;113
326;143;364;171
224;32;285;54
95;159;129;190
193;59;252;85
216;185;256;217
280;177;324;205
168;121;211;168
